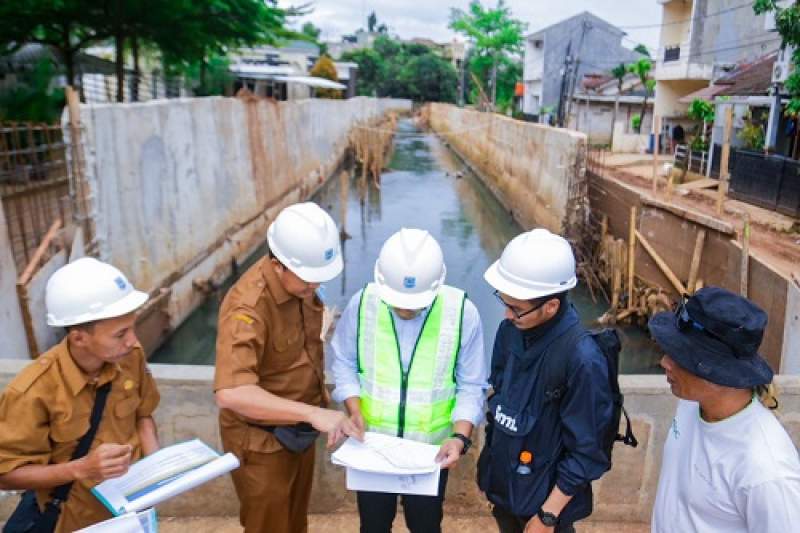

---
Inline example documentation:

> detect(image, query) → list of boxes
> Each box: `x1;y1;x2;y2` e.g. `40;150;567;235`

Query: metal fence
0;122;72;272
78;71;189;104
729;149;800;218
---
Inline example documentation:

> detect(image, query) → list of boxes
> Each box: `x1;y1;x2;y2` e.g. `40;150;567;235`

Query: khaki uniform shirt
0;339;160;533
214;257;327;455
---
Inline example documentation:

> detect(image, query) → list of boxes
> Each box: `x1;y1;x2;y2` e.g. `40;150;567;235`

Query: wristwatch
450;432;472;455
537;509;559;527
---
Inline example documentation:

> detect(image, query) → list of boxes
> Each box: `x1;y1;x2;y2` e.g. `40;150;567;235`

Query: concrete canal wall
1;361;799;522
427;103;588;238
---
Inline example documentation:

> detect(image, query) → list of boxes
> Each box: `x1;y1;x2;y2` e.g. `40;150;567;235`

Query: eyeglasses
493;290;548;320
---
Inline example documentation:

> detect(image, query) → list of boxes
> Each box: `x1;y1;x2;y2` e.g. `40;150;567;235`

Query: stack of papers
76;509;157;533
332;432;441;496
92;439;239;516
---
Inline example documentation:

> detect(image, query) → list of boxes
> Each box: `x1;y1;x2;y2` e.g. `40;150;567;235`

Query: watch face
538;511;558;527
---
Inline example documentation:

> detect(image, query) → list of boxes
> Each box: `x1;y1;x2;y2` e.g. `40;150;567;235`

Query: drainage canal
152;119;661;373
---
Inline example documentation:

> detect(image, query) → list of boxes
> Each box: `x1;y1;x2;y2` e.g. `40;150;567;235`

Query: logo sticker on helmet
403;276;416;289
114;276;127;290
324;248;334;261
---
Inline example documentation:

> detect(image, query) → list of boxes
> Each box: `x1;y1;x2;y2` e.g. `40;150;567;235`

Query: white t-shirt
652;397;800;533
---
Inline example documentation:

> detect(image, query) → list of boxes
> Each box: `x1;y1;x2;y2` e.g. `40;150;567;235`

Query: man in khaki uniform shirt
215;202;362;533
0;258;160;532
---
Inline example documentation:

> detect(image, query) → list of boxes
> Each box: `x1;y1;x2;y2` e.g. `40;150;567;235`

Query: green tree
627;57;655;132
0;0;108;86
754;1;800;115
633;44;651;58
340;47;383;96
399;53;458;103
0;59;65;122
310;54;342;98
449;0;526;110
610;63;628;138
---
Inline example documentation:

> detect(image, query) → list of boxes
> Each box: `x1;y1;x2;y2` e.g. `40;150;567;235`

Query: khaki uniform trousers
229;444;316;533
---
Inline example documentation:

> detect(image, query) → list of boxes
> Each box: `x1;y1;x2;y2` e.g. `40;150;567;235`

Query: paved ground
159;513;651;533
591;152;800;281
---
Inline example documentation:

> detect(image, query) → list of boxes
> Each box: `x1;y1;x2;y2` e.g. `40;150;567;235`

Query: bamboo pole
687;229;706;294
740;212;751;297
716;105;734;215
628;206;637;310
652;115;661;194
635;229;688;295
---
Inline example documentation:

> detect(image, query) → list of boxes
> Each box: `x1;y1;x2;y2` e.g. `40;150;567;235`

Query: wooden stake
687;229;706;294
716;105;734;215
740;212;751;297
635;229;688;295
652;115;661;194
628;206;637;310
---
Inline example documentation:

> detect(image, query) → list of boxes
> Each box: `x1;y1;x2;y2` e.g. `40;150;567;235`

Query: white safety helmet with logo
484;228;577;300
267;202;343;283
374;228;446;310
46;257;149;327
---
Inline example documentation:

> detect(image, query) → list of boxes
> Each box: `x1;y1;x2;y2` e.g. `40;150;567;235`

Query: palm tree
627;58;654;133
610;63;627;140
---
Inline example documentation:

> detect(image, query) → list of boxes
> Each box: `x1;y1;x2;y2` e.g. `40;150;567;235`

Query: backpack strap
39;381;112;527
618;405;638;447
542;323;586;404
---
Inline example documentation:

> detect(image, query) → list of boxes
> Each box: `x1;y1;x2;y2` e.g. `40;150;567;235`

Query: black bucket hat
648;286;774;388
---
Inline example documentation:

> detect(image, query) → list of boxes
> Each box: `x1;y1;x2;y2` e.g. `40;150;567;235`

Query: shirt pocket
114;393;140;420
50;416;89;444
268;327;304;369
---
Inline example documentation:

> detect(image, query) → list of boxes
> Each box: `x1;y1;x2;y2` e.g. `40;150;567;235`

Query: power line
617;1;754;31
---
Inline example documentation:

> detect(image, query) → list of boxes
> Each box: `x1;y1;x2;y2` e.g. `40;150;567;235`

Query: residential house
522;11;645;121
653;0;780;125
569;72;655;146
231;40;353;99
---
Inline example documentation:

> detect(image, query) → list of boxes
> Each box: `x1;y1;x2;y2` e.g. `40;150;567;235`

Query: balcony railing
664;45;681;63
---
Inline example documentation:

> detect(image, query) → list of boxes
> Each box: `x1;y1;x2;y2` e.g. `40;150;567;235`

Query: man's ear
67;328;90;349
544;297;561;319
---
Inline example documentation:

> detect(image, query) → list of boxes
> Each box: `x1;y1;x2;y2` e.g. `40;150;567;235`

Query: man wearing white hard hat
478;229;614;533
331;228;489;533
214;202;362;533
0;258;161;533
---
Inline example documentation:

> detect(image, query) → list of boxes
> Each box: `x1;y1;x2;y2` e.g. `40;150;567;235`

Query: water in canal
152;119;662;374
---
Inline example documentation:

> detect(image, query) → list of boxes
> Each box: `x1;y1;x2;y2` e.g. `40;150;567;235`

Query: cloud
280;0;662;51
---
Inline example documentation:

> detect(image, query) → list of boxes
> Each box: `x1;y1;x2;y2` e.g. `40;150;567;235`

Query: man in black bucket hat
649;287;800;533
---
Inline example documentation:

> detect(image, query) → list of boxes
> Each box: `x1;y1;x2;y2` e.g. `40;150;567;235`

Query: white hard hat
46;257;149;327
267;202;343;283
374;228;446;310
484;228;577;300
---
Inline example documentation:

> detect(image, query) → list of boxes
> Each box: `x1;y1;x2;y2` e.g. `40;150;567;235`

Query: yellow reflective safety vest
356;282;465;444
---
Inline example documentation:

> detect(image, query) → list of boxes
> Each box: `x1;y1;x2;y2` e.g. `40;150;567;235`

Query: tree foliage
449;0;526;110
310;54;342;99
627;57;654;132
341;36;457;103
0;59;65;122
754;0;800;115
0;0;298;103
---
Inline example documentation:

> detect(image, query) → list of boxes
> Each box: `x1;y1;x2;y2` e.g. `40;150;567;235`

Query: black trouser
491;504;576;533
357;469;449;533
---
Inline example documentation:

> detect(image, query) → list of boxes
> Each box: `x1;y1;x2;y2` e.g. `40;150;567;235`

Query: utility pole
564;20;591;129
557;42;573;127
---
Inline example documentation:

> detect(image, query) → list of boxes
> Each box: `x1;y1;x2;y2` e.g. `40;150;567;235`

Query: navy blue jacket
478;305;613;522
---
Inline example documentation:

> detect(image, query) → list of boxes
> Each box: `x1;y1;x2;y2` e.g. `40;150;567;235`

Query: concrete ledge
2;362;799;522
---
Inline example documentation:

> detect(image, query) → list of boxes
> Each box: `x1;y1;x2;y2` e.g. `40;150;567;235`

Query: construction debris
349;113;398;187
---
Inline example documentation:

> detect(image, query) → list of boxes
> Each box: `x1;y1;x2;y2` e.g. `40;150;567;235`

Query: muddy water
152;120;661;374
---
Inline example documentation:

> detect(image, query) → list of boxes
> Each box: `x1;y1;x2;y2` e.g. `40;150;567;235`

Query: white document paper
92;439;240;516
75;508;157;533
331;432;441;474
346;466;441;496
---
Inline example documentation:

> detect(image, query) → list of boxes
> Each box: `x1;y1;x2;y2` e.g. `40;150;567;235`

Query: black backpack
543;326;638;462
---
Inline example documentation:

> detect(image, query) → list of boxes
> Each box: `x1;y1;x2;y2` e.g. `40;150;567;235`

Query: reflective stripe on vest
356;283;465;445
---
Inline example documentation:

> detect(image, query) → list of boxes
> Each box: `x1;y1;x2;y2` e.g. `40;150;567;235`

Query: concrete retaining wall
73;97;409;340
427;104;587;237
1;362;798;523
0;203;27;359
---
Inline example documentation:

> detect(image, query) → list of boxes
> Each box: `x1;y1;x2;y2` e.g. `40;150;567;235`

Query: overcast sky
278;0;664;53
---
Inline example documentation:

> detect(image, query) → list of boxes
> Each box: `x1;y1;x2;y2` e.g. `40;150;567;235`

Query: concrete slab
157;514;651;533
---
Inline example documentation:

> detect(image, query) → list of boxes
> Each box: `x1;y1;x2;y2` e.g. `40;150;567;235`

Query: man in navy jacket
479;229;613;533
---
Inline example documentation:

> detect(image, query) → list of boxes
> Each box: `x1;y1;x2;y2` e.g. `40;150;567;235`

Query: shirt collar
55;338;119;396
261;257;293;305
